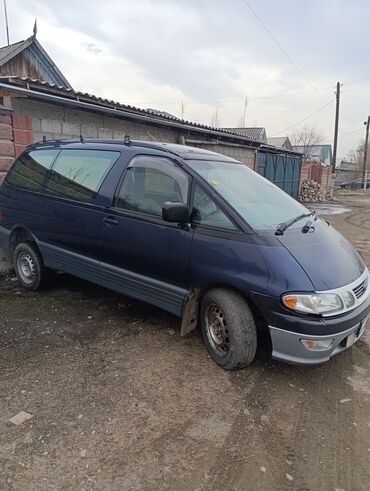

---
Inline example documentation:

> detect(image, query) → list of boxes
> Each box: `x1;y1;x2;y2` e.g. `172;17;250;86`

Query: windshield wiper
275;211;316;236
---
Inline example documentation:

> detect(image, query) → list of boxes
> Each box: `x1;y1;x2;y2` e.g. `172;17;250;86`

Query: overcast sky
3;0;370;161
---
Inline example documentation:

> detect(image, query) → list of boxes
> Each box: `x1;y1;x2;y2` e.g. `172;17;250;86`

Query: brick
0;123;12;140
15;144;26;157
0;156;14;172
13;129;33;145
0;140;15;157
0;114;12;125
13;115;32;131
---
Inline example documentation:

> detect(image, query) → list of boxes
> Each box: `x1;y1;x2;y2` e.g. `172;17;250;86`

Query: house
292;144;332;165
0;31;302;198
0;26;72;89
335;160;361;186
267;136;292;150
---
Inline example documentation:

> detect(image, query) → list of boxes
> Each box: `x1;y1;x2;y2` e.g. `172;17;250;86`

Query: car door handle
103;216;119;226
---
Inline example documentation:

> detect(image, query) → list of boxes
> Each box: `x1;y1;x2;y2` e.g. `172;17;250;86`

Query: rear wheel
201;288;257;370
13;241;50;291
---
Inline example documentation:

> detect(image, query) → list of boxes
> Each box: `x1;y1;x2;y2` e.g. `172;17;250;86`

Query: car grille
353;278;368;299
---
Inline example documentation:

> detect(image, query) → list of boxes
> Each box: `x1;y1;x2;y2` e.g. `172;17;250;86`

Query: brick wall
299;161;333;196
0;106;15;183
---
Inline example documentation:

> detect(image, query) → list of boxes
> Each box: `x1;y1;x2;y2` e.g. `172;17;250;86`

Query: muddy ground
0;191;369;491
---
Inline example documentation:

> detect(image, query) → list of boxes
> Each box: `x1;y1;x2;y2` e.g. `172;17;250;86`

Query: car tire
200;288;257;370
13;241;50;291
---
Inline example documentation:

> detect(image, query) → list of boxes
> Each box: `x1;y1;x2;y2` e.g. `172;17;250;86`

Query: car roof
27;139;240;163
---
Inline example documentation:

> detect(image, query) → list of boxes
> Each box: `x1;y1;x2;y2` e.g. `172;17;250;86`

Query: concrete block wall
0;107;15;183
189;142;256;168
12;98;179;145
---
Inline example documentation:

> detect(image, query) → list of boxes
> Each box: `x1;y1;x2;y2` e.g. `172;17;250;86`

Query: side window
115;156;189;217
192;184;237;230
44;149;120;203
6;149;59;192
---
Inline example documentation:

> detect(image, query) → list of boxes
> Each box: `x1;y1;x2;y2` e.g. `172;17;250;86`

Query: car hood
276;219;366;290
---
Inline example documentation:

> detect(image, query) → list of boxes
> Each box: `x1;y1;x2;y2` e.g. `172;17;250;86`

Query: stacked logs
299;179;332;202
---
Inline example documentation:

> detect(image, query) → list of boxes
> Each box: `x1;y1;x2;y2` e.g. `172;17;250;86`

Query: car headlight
282;293;344;315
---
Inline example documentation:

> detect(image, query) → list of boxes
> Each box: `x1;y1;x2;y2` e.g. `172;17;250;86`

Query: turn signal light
282;296;297;309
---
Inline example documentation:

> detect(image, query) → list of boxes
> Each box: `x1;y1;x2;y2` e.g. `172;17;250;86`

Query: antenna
3;0;10;46
242;96;248;127
42;135;46;143
80;134;84;143
123;133;131;145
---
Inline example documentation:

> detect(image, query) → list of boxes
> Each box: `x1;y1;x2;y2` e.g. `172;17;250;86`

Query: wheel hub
17;252;36;284
205;304;230;356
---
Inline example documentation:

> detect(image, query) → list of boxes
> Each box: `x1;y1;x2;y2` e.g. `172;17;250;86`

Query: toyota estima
0;140;369;369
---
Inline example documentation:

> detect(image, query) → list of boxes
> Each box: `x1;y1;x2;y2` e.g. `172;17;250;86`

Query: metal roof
0;36;72;89
0;76;302;156
222;127;267;142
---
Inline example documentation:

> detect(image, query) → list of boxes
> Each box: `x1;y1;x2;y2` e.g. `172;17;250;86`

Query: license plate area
344;315;369;348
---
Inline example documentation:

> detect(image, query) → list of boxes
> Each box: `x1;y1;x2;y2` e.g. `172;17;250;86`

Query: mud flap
181;288;201;336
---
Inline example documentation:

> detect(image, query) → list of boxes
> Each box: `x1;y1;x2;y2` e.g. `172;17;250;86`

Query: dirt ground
0;191;369;491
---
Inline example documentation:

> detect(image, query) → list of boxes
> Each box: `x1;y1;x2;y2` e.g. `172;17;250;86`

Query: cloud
4;0;370;160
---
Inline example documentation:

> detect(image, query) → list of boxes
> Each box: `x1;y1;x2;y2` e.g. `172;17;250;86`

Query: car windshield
187;159;309;231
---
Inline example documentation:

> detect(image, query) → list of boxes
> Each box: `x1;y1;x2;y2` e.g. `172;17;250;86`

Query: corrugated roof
0;76;302;155
222;127;267;142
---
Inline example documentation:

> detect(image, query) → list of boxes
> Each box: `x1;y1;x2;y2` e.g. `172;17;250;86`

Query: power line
272;98;335;136
240;0;327;103
339;127;364;139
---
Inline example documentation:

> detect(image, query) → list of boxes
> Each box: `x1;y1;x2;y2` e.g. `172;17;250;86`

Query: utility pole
3;0;10;45
362;116;370;188
242;96;248;127
181;100;184;120
332;81;341;173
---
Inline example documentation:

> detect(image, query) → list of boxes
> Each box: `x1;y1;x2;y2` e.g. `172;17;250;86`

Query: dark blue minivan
0;139;369;369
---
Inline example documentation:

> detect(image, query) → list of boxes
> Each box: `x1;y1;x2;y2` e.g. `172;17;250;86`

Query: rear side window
44;149;120;203
6;150;59;192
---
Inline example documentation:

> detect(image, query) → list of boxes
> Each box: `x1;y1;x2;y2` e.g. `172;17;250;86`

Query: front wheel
201;288;257;370
13;241;50;291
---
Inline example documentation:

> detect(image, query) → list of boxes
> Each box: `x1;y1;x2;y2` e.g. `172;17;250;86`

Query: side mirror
162;201;190;223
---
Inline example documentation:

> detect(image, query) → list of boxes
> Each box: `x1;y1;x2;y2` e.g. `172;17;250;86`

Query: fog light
300;338;334;351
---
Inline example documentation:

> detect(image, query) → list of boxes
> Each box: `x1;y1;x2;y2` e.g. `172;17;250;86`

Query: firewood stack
299;179;332;202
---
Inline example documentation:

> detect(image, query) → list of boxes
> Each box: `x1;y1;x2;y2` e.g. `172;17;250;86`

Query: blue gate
257;151;302;199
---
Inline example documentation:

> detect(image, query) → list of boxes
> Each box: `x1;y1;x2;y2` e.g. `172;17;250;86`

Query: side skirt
39;241;186;316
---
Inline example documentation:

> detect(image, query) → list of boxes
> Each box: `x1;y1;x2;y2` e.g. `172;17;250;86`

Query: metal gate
257;151;302;199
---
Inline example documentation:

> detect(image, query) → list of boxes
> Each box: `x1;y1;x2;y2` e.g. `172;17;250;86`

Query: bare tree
291;126;324;160
345;139;365;171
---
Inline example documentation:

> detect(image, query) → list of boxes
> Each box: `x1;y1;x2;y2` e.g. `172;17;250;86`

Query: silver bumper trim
269;317;368;365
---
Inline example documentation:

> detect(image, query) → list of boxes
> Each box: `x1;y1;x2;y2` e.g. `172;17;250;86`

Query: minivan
0;139;369;369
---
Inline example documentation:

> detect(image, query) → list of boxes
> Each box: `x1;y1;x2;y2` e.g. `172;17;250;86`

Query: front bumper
269;315;368;364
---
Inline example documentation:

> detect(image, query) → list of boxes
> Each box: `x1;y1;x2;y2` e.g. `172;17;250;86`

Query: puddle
308;204;351;215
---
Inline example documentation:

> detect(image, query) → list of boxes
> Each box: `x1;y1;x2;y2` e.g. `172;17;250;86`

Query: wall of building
8;97;257;169
0;107;15;183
